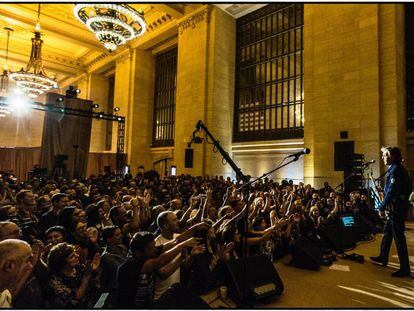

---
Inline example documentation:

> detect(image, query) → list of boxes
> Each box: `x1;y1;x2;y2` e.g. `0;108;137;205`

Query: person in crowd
45;226;66;245
39;193;69;238
154;211;211;300
117;232;199;308
370;146;412;277
0;165;392;308
0;239;34;308
188;220;234;294
58;206;85;243
13;190;39;239
46;242;101;307
100;226;128;304
36;195;53;217
0;221;22;241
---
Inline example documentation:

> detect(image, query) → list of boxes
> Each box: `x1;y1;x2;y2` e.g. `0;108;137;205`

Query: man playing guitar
370;146;411;277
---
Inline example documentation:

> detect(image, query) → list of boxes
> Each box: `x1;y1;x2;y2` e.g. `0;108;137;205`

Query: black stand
334;165;364;195
73;144;79;179
190;120;250;183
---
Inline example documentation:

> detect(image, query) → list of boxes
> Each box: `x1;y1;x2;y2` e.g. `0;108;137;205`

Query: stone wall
304;4;405;188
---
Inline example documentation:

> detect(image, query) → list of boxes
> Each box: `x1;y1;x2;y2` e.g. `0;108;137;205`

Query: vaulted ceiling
0;3;189;88
0;3;264;89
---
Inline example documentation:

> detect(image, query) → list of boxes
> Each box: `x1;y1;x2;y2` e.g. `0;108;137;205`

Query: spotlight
8;89;29;114
56;97;64;102
92;104;99;109
117;117;122;121
66;85;80;98
98;114;104;119
114;107;120;112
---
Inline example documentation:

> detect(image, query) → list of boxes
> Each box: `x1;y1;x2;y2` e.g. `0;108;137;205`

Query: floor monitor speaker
224;254;284;304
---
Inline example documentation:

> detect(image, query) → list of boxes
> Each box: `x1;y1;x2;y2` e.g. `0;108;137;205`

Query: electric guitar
369;172;393;218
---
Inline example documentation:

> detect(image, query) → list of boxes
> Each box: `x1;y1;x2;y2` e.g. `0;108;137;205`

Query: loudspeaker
355;213;377;235
224;254;283;304
184;148;194;168
155;283;209;308
334;141;354;171
290;236;322;270
320;222;357;252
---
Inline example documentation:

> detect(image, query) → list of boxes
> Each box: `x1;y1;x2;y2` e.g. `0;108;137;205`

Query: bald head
0;239;33;290
0;239;32;264
0;221;22;241
151;205;166;220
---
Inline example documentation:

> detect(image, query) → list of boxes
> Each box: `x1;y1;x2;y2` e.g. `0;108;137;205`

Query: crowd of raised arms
0;170;379;308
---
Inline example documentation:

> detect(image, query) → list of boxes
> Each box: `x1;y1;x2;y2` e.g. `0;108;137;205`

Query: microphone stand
334;162;374;196
235;155;302;306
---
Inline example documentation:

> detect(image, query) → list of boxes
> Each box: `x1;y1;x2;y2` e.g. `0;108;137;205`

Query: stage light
98;114;103;118
7;88;29;114
92;104;99;109
117;117;122;121
75;89;81;94
56;97;64;102
114;107;120;112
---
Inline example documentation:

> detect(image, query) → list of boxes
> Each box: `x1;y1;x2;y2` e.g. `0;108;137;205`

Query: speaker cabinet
224;254;284;304
334;141;354;171
290;236;323;270
185;148;194;168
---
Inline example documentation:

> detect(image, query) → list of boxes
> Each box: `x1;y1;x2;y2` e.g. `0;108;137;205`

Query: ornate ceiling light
73;4;147;52
9;4;58;98
0;27;14;97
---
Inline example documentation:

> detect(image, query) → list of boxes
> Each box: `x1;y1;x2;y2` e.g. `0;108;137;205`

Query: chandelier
0;27;14;97
9;4;58;98
73;4;147;52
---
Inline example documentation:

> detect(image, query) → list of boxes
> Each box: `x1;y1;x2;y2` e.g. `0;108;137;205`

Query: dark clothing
38;209;59;238
13;275;43;308
380;217;410;272
378;164;410;217
378;163;411;273
100;243;128;295
188;252;217;295
10;213;39;243
46;269;99;308
117;258;156;308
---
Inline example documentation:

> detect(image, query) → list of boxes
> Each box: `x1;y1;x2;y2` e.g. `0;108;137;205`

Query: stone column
86;74;109;152
174;5;236;177
128;49;156;174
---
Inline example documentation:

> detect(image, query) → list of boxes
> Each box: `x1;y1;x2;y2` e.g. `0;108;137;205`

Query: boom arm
192;120;250;182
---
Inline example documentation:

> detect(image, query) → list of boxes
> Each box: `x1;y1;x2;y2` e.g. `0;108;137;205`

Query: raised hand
91;252;101;272
181;237;200;248
31;239;44;266
130;197;139;208
190;244;206;256
293;213;301;223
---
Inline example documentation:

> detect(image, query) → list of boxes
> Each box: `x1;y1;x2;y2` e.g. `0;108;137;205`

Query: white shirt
0;289;12;308
154;233;180;300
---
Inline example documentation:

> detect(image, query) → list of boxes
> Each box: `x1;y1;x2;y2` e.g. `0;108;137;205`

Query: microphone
363;160;375;166
287;148;311;158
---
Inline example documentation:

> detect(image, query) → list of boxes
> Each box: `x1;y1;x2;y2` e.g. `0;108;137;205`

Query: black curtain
40;93;93;178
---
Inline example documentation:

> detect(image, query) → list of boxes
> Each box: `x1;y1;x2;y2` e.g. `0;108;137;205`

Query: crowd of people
0;169;382;308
